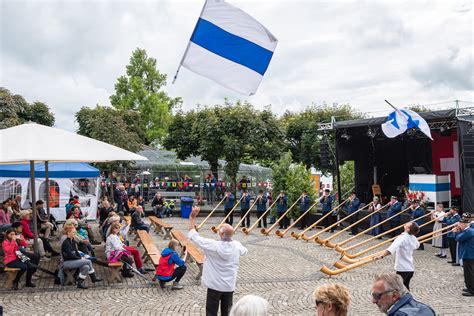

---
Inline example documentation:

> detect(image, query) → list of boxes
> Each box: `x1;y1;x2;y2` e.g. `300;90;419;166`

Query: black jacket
61;237;81;261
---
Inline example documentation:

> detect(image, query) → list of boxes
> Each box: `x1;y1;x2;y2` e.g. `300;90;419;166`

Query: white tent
0;123;147;250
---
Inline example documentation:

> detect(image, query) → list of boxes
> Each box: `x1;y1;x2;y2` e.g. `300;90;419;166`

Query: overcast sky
1;0;473;131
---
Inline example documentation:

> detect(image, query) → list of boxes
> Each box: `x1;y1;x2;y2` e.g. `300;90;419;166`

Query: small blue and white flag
180;0;278;95
381;106;433;140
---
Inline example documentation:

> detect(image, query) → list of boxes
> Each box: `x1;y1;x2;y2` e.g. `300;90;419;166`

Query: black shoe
435;254;442;257
12;281;19;290
452;263;461;266
463;288;469;292
25;282;36;288
90;273;103;283
462;292;474;297
439;255;447;258
447;260;455;263
77;279;88;289
159;281;166;289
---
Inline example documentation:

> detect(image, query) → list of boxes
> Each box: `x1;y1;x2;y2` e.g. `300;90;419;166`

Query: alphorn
329;204;407;247
261;195;303;235
310;202;389;243
275;198;321;238
195;196;226;231
419;229;451;243
242;197;279;234
211;195;245;233
314;202;375;246
341;221;457;261
335;213;434;253
292;198;350;240
232;196;259;232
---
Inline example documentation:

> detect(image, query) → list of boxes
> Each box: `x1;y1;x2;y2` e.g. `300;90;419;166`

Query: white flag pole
172;0;208;84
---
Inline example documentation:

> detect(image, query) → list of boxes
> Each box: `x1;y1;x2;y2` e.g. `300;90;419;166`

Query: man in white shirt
377;222;420;290
188;206;248;316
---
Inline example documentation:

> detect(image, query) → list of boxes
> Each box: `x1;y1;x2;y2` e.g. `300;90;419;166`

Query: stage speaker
320;142;331;168
463;134;474;168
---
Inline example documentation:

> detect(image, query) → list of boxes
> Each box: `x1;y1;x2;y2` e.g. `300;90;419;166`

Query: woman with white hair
230;295;269;316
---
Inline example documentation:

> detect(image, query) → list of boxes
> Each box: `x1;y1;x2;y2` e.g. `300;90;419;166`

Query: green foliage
335;161;356;197
0;87;55;129
270;152;316;219
110;48;181;144
407;105;431;113
281;103;364;172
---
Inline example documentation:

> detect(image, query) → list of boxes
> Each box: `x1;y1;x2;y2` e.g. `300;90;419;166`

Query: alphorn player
256;190;268;228
277;191;289;229
224;191;235;226
319;189;333;231
409;199;425;250
375;222;420;291
345;192;360;235
387;196;403;237
299;190;312;230
239;191;252;228
453;212;474;297
369;196;382;237
443;207;461;265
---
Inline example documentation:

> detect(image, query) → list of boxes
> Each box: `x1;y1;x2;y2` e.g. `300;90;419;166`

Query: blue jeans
135;224;150;233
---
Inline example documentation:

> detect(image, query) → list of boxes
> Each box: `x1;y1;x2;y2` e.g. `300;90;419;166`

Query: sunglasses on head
315;299;324;306
371;290;394;300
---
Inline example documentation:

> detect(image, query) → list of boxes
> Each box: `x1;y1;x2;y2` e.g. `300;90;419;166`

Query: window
39;180;60;208
0;179;22;202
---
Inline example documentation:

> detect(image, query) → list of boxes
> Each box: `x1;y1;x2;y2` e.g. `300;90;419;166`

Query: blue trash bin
180;197;194;218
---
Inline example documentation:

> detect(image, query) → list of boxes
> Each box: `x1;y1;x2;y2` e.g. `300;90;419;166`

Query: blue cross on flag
381;107;433;140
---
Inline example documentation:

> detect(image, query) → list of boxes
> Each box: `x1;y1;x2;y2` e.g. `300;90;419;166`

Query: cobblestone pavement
1;215;473;315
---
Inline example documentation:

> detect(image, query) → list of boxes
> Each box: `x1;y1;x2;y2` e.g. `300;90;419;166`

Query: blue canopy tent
0;162;100;221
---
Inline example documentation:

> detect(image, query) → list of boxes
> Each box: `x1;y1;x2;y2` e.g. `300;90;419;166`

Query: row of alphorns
194;193;452;275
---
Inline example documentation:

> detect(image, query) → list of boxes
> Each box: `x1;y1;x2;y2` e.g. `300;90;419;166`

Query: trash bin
180;197;194;218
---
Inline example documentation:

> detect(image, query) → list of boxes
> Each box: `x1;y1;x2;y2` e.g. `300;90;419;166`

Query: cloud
0;0;472;132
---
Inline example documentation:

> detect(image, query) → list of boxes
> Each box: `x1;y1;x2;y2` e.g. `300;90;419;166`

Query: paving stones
1;215;473;315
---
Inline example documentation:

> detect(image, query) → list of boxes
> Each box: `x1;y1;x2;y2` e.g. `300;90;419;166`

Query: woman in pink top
0;200;12;231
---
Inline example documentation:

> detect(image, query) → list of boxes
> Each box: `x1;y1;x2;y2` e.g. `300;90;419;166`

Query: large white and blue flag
180;0;278;95
381;106;433;140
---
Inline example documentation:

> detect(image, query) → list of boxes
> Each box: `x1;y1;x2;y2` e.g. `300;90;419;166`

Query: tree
0;87;55;129
110;48;182;144
334;161;355;197
281;103;364;172
270;151;316;219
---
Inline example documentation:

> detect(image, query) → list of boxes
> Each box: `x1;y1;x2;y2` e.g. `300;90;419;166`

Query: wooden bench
136;230;160;267
4;267;20;289
108;262;123;283
171;230;204;280
64;269;77;285
149;216;174;239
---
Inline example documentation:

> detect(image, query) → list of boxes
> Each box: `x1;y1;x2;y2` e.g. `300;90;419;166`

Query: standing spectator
376;222;420;290
155;239;187;290
224;191;236;226
453;212;474;296
188;206;247;316
230;295;269;316
443;207;461;265
313;283;350;316
256;190;268;228
121;185;130;215
371;273;435;315
131;206;150;233
113;183;123;214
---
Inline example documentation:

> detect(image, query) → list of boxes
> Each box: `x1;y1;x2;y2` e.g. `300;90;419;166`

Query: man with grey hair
188;206;248;316
371;273;435;315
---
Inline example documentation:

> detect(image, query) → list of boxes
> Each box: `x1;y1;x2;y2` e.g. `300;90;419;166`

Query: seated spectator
68;205;100;245
60;218;95;257
105;223;136;277
152;193;164;216
137;196;146;214
19;210;59;258
2;228;40;289
65;197;75;218
155;239;187;290
371;273;435;315
0;200;12;232
11;195;22;222
98;199;114;225
162;199;175;218
131;206;150;232
230;295;269;316
313;283;350;316
128;195;138;214
61;222;102;289
36;200;55;238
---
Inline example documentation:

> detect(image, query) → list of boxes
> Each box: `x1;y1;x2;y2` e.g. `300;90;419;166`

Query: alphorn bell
330;204;406;247
341;221;456;261
275;198;320;238
261;195;303;235
211;195;245;233
242;197;279;234
292;198;350;240
315;202;374;246
232;196;259;232
195;196;226;231
335;213;434;253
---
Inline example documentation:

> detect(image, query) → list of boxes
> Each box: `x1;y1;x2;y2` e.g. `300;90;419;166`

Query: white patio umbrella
0;123;148;251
